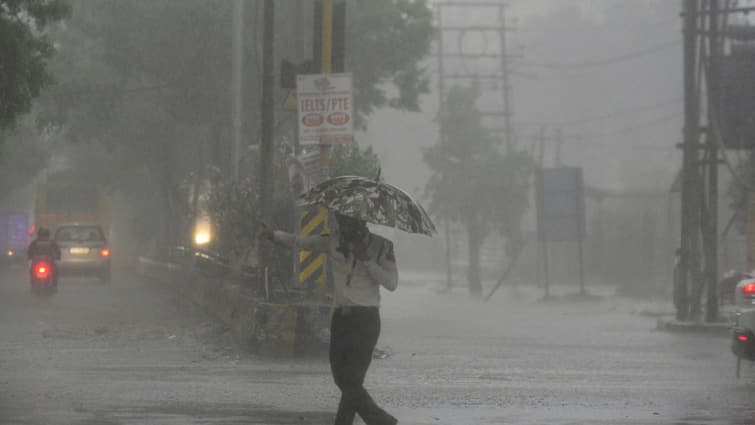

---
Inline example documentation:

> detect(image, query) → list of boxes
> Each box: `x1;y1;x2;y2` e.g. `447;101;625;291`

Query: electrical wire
569;111;682;140
517;97;682;127
523;39;681;70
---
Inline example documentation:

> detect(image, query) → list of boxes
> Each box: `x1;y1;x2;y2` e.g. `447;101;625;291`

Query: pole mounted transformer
676;0;755;322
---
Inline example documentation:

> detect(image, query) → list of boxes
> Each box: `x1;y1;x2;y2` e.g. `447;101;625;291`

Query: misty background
1;0;743;297
366;0;717;296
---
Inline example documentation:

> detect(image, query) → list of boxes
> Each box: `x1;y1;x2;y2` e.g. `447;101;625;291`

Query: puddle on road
73;404;333;425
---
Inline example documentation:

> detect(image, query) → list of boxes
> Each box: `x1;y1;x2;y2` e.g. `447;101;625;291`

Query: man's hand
351;241;370;261
257;222;274;241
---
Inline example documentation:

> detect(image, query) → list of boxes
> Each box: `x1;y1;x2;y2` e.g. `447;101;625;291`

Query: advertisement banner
296;73;353;145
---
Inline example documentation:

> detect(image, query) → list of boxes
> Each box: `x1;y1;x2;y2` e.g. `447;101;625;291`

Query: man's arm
364;240;398;292
258;223;330;254
271;231;330;254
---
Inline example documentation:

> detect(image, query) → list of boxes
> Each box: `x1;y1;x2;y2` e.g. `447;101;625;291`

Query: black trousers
330;306;396;425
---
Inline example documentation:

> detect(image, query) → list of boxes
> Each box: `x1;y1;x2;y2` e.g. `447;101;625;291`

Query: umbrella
298;175;436;236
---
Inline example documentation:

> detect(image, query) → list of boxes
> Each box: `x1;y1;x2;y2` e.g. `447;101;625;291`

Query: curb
656;317;731;337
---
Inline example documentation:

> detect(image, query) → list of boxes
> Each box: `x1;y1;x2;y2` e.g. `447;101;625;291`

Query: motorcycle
732;277;755;378
29;255;57;296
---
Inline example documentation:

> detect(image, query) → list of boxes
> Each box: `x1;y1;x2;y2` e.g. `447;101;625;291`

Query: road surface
0;267;753;424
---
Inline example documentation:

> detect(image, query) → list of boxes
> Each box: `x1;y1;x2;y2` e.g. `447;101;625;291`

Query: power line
523;39;681;70
565;111;682;140
517;97;682;127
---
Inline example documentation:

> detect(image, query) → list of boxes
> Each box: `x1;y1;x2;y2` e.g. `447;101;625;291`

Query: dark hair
335;214;368;257
38;227;50;239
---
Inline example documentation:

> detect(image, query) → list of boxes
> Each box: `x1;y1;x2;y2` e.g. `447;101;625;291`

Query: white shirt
273;229;398;307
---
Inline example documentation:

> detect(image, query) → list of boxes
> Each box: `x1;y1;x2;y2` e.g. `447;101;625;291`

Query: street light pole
319;0;333;172
257;0;275;284
231;0;244;180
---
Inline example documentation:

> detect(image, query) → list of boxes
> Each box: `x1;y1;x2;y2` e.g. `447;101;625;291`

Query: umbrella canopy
298;175;436;236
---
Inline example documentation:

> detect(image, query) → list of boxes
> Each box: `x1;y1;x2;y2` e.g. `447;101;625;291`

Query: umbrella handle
345;256;357;287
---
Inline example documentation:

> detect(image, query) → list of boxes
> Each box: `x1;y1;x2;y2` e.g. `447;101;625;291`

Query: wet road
0;267;753;425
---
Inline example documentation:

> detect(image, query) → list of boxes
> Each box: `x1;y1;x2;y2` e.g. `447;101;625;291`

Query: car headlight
193;218;212;246
194;231;211;246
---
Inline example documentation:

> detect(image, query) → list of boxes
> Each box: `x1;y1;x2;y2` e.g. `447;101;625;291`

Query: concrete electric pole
231;0;244;180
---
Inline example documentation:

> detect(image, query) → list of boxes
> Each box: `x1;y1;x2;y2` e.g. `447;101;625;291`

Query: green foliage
39;0;432;251
423;84;533;295
0;114;53;200
350;0;435;125
205;174;258;262
204;142;297;275
204;142;381;274
328;144;381;179
0;0;69;130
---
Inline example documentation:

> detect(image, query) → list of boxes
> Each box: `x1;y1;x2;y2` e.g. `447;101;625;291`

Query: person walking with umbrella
259;175;435;425
259;213;398;425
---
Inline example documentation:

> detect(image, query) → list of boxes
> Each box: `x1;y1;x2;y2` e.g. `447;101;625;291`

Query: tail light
100;248;110;258
33;263;51;280
743;283;755;297
737;334;749;343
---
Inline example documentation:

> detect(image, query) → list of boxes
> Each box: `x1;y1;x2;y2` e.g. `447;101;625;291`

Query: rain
0;1;754;424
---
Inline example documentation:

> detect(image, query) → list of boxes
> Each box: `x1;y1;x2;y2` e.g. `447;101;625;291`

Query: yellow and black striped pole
299;0;334;295
298;208;328;291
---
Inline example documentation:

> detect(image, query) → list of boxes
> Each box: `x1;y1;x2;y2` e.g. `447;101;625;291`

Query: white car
54;223;111;282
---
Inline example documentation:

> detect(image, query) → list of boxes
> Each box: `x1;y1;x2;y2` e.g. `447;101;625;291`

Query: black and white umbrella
298;175;436;236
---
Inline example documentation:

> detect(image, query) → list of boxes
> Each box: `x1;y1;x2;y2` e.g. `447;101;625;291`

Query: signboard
286;150;322;195
296;73;353;145
535;167;586;242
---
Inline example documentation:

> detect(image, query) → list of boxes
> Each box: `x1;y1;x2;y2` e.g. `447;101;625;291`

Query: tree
349;0;435;125
0;114;53;201
41;0;434;250
424;84;532;296
328;144;381;179
0;0;69;131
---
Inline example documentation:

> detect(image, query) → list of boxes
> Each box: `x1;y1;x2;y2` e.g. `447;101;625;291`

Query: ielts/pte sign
296;73;353;145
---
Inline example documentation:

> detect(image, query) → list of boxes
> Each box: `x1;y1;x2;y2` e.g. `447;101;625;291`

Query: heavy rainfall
0;0;754;424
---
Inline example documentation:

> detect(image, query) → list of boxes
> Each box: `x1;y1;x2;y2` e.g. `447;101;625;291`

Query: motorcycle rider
27;227;61;287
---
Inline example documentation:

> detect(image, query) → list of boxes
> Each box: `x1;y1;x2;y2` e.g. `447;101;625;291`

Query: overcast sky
361;0;683;198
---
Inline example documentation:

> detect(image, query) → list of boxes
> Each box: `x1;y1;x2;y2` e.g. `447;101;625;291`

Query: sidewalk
656;316;732;337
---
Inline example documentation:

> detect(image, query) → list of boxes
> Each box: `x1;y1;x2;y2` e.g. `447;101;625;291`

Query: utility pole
498;4;514;150
434;2;518;144
675;1;755;321
680;0;701;321
295;0;345;297
434;1;518;294
577;167;586;295
231;0;244;180
536;125;550;298
704;0;720;322
258;0;275;276
319;0;333;173
435;4;452;292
